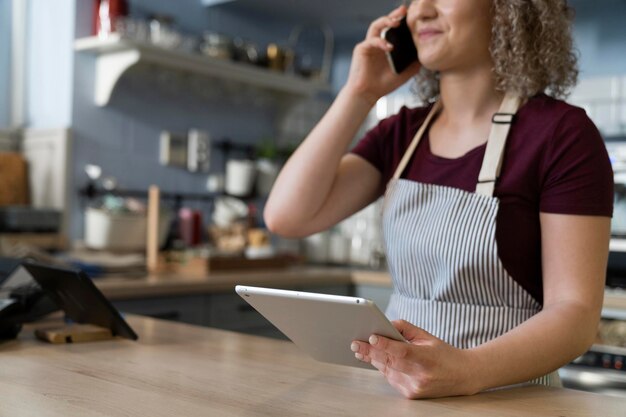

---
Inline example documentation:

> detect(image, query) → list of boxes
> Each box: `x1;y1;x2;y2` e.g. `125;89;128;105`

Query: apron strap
391;101;442;181
475;93;521;197
390;93;522;197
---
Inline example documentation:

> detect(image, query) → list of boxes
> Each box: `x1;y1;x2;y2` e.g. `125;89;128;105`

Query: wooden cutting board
0;152;30;206
208;255;298;272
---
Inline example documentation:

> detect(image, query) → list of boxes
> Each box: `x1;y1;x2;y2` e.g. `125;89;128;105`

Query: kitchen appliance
84;207;170;252
559;250;626;398
612;173;626;237
225;159;256;197
560;344;626;398
608;140;626;237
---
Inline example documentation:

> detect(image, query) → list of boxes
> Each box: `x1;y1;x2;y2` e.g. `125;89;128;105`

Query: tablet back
236;285;404;369
22;261;138;340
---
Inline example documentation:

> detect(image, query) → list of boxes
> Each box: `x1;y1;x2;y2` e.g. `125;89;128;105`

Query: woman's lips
417;29;442;41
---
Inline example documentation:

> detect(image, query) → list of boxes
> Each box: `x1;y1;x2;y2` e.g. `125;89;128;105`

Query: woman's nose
409;0;438;21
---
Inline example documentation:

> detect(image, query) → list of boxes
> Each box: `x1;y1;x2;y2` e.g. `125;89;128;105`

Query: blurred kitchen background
2;0;625;269
1;0;626;396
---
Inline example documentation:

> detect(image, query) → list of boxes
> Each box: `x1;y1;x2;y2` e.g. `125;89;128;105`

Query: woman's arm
264;5;420;238
263;90;381;238
350;213;610;398
468;213;610;390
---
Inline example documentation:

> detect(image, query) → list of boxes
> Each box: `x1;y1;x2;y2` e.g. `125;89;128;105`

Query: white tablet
235;285;406;370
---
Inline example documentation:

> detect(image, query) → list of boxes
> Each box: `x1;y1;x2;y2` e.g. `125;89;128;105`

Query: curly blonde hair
412;0;579;103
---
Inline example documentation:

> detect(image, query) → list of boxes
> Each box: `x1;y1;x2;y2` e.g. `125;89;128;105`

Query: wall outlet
187;129;211;173
160;131;188;169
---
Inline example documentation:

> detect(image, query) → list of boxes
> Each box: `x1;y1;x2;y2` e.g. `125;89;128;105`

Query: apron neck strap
391;100;442;181
475;92;521;197
390;92;522;198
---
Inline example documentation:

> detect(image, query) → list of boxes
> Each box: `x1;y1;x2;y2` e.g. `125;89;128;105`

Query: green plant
256;138;278;160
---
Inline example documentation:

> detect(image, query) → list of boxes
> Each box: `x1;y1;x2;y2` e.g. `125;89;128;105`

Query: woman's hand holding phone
344;5;421;106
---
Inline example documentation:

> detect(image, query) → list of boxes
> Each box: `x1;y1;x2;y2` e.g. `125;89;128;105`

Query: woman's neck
438;64;503;125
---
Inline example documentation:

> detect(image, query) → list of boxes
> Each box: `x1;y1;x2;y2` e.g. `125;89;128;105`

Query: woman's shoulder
360;103;435;149
377;103;435;132
351;103;434;174
520;93;596;133
514;93;605;157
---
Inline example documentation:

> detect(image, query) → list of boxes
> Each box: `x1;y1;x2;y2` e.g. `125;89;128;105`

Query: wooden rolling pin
146;185;160;272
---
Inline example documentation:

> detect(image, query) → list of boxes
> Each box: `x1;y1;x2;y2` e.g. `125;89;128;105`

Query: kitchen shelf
74;34;331;107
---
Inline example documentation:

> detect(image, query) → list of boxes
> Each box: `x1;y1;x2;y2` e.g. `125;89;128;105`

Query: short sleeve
350;105;431;187
350;113;398;175
539;108;614;217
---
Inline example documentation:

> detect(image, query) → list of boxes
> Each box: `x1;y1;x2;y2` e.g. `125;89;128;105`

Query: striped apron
382;93;560;387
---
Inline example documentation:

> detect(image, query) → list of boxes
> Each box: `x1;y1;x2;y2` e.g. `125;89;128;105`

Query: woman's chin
417;60;441;72
416;52;443;72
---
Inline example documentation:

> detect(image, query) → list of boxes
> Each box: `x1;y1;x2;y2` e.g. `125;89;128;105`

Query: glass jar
200;32;233;60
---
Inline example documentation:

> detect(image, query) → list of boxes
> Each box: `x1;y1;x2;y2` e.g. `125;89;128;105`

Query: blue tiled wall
69;0;315;240
571;0;626;77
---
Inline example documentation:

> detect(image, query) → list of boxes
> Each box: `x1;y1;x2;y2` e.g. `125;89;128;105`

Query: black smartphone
381;17;418;74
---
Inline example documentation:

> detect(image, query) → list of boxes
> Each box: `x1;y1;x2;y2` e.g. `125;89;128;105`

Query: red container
178;208;203;247
93;0;129;38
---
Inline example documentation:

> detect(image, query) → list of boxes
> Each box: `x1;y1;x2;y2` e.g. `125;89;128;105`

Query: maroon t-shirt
351;94;613;305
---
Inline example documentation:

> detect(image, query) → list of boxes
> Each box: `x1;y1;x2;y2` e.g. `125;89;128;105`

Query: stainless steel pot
559;344;626;398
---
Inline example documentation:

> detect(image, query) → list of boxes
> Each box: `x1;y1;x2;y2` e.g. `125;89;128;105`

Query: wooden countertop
1;315;624;416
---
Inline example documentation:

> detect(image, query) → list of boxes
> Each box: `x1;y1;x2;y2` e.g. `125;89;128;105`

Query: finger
370;356;392;376
370;357;424;399
366;5;407;39
354;352;371;364
369;334;410;357
352;336;410;359
369;353;416;377
369;334;426;372
388;4;408;20
352;342;391;369
365;342;418;375
354;37;394;56
352;338;416;374
351;341;373;357
391;320;433;342
366;15;401;39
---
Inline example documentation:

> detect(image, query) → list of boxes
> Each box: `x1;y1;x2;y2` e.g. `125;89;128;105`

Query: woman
264;0;613;399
